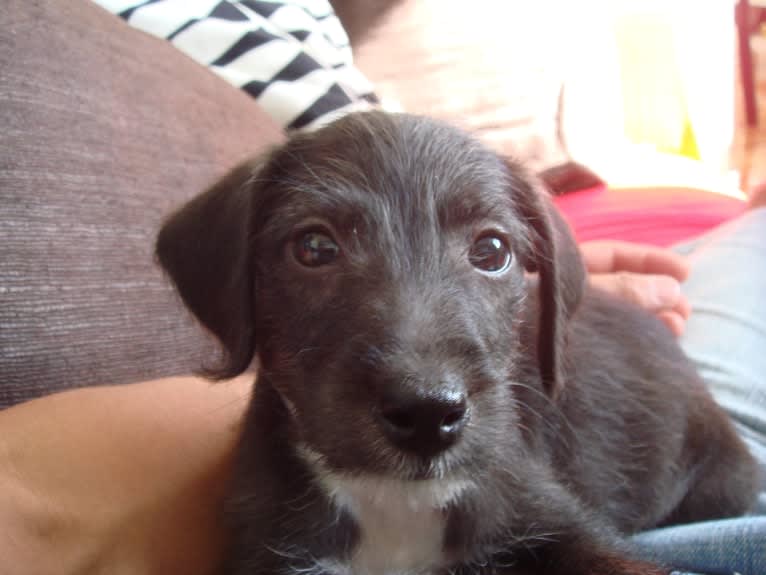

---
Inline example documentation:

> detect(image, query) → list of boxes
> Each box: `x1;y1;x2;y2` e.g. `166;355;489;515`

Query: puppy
156;111;758;575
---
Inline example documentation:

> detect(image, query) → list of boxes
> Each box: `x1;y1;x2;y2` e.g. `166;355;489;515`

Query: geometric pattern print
93;0;379;131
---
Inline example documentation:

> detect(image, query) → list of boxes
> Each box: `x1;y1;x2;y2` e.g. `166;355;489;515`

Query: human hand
579;240;691;336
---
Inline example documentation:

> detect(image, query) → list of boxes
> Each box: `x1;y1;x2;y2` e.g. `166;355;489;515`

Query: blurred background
335;0;766;197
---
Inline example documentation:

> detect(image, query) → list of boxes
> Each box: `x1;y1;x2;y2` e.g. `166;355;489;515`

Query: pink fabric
553;185;747;247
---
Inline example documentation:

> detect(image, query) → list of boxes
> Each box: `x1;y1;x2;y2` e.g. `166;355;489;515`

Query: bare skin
748;181;766;209
0;375;253;575
581;240;690;336
0;241;690;574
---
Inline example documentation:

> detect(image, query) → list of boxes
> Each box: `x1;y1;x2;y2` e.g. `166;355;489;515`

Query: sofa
0;0;288;408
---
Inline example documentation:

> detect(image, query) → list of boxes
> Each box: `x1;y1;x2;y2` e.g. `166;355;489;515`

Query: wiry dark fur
156;111;759;575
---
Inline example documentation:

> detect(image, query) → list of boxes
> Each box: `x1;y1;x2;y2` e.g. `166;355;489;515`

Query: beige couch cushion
352;0;570;171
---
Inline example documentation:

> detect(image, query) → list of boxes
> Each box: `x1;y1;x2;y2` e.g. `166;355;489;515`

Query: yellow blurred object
678;119;700;160
614;9;700;160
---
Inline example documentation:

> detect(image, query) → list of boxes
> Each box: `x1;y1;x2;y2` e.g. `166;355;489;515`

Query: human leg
629;209;766;575
674;206;766;507
631;517;766;575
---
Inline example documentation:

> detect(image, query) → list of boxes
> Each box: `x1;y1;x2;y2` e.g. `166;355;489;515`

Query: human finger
580;241;690;281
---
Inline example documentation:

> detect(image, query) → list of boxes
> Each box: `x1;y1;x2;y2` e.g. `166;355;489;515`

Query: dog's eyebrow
255;180;374;242
438;187;516;231
300;183;381;221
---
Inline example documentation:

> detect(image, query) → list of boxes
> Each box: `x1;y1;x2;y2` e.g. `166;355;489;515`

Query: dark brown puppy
157;111;758;575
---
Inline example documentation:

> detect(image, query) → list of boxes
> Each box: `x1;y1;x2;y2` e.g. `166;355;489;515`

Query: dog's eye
469;235;512;274
294;231;340;267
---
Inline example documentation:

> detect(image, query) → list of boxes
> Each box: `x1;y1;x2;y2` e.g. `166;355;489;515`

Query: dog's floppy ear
507;160;586;397
156;159;263;379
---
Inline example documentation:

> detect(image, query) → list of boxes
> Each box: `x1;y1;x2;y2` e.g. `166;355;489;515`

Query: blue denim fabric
676;207;766;492
631;208;766;575
676;207;766;511
631;517;766;575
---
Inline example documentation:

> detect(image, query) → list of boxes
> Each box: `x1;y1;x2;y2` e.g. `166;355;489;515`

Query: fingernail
650;277;681;307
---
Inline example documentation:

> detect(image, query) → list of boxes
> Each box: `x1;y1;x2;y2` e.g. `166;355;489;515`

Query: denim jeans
630;208;766;575
632;517;766;575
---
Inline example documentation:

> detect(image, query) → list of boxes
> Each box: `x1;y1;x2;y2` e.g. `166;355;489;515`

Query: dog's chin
297;441;465;483
399;452;463;481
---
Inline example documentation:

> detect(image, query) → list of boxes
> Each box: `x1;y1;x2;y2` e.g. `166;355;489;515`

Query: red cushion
553;185;747;247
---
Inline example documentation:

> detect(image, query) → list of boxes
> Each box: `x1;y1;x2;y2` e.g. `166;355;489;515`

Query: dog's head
157;112;585;479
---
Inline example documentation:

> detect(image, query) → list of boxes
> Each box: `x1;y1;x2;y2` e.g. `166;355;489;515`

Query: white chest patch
299;448;475;575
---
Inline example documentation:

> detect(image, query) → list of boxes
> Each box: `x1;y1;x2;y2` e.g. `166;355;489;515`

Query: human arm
0;375;253;575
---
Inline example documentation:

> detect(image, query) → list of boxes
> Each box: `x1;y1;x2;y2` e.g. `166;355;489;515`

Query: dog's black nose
376;390;469;456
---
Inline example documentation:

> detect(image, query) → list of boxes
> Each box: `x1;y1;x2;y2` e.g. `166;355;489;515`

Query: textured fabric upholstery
0;0;284;408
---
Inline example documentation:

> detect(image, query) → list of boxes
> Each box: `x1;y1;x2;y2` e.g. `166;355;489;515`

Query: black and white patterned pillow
94;0;379;131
